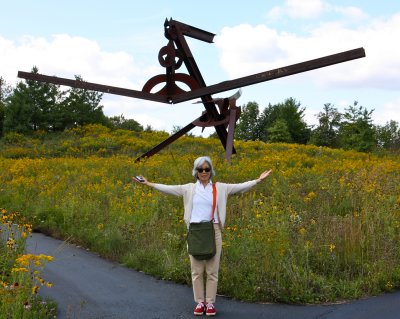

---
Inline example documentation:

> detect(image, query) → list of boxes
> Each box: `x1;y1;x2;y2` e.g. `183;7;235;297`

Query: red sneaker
206;303;216;316
194;302;206;316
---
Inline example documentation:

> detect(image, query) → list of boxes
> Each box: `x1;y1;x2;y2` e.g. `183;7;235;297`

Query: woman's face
197;162;211;184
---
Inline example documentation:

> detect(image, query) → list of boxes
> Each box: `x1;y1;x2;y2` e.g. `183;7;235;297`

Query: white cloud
266;6;282;20
285;0;325;18
0;34;161;89
266;0;369;22
373;98;400;125
333;6;369;21
215;13;400;91
0;33;172;127
131;113;165;130
215;24;286;77
267;0;325;20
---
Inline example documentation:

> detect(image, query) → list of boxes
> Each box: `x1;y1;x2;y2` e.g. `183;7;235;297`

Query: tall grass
0;125;399;303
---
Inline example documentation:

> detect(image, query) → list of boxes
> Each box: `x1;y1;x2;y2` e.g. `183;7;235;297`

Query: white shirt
190;180;219;223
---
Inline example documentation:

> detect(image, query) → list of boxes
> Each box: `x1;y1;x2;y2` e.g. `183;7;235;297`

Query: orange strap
211;183;217;221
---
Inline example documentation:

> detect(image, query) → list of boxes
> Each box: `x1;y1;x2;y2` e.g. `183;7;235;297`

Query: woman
133;156;272;316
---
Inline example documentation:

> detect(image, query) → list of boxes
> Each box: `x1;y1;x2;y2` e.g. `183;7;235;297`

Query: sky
1;0;399;136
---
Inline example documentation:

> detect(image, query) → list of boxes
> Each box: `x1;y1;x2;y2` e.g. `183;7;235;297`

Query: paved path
27;232;400;319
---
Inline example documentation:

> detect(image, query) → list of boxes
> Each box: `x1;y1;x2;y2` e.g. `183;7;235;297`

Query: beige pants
189;223;222;304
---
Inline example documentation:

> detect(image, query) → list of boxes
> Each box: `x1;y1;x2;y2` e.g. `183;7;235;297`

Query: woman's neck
200;180;209;187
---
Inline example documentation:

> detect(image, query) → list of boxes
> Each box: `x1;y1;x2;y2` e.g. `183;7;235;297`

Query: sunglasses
197;167;211;173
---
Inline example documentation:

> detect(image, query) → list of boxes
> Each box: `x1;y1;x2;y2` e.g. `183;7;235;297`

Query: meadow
0;124;399;303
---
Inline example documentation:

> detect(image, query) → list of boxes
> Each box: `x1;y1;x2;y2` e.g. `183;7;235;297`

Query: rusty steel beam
166;18;215;43
225;106;240;162
171;47;366;104
135;121;196;162
17;71;170;104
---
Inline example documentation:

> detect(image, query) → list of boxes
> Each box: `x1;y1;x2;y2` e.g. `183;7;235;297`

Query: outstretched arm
225;169;273;195
132;175;186;196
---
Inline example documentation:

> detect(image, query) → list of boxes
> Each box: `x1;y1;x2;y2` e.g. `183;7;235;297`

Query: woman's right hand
132;175;149;185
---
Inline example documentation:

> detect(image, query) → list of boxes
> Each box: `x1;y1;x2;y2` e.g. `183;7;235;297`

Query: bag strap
211;183;217;221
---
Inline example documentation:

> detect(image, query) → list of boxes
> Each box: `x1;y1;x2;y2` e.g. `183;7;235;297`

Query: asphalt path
26;232;400;319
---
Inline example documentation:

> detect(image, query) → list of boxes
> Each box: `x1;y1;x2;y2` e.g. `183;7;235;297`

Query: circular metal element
158;46;183;69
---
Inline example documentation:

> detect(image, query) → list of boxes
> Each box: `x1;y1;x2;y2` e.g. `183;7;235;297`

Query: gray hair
192;156;215;179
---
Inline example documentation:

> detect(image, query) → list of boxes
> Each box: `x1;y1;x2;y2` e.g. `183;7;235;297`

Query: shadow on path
27;232;400;319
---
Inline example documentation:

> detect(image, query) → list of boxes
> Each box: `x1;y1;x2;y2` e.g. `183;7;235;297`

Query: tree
59;75;107;129
3;83;32;133
4;68;108;134
375;120;400;151
0;77;13;137
338;101;376;152
267;119;292;143
4;66;62;133
259;98;310;144
108;114;143;132
234;102;261;141
310;103;342;147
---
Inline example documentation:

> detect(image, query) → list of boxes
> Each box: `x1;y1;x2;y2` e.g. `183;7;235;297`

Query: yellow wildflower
298;227;306;235
40;254;53;262
31;286;39;295
304;191;316;203
11;267;28;273
7;238;15;249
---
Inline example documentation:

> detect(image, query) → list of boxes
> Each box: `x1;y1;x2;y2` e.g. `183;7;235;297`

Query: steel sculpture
18;18;366;161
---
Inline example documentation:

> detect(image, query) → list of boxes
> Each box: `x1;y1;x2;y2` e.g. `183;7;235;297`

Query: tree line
1;67;399;153
233;98;400;152
0;67;144;136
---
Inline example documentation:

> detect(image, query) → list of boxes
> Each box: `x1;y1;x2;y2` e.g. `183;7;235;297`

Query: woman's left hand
258;169;272;182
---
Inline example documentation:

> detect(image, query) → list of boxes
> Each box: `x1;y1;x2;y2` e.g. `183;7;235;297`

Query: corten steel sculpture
18;18;366;162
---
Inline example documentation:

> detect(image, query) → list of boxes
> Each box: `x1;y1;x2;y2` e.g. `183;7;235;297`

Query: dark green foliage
235;101;261;141
107;114;143;132
310;103;341;148
59;75;107;129
375;120;400;151
3;68;108;134
267;119;292;143
338;101;376;152
4;67;62;133
235;98;310;144
260;98;311;144
0;77;13;137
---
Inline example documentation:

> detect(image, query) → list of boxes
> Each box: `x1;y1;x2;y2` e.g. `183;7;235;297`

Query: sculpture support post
225;106;240;162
